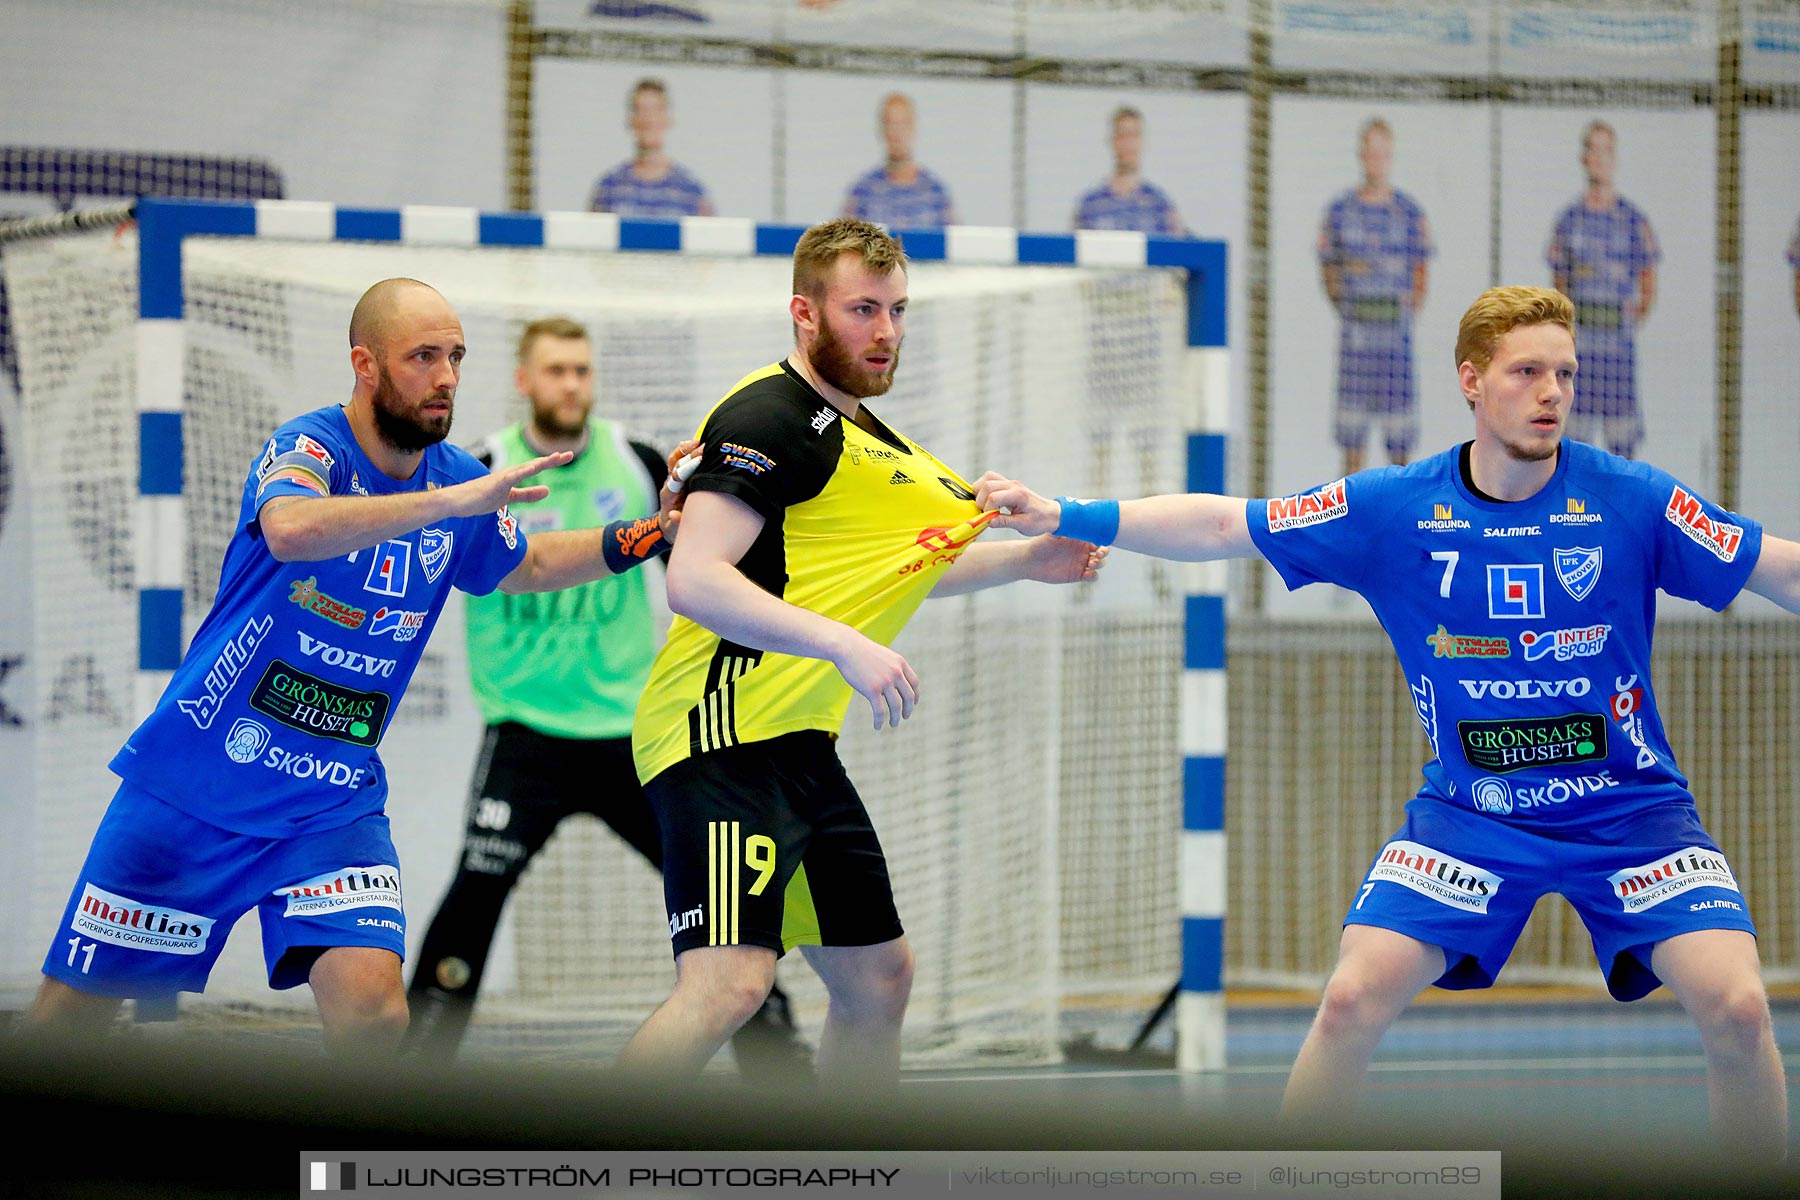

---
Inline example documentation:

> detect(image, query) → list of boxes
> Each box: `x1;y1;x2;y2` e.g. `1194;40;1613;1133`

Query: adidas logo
889;469;913;485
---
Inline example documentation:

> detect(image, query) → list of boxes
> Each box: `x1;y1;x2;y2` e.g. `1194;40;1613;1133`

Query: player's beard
530;396;589;440
372;361;453;451
808;312;899;399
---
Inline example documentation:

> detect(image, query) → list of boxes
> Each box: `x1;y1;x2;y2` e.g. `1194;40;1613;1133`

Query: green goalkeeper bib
464;420;660;739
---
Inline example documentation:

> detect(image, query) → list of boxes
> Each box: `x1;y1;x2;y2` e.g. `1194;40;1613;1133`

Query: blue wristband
601;517;667;575
1053;497;1120;546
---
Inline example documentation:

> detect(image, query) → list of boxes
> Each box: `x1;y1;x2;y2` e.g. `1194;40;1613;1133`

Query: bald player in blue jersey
977;286;1800;1161
589;78;715;219
29;278;691;1055
1547;120;1659;459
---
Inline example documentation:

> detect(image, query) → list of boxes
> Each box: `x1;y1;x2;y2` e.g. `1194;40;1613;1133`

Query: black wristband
601;516;667;574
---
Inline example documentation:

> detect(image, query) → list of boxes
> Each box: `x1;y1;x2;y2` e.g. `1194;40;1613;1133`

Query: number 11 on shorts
707;821;776;947
66;937;97;974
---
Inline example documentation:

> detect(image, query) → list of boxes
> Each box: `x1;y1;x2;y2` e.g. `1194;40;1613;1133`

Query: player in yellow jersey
620;219;1106;1088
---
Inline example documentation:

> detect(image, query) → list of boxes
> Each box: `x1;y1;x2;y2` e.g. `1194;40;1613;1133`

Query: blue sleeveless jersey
110;405;528;838
1248;440;1762;839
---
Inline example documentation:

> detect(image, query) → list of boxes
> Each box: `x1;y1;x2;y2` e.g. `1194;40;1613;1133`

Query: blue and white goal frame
130;196;1229;1069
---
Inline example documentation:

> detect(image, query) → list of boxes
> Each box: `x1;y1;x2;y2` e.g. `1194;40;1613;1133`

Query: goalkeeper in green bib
404;317;809;1077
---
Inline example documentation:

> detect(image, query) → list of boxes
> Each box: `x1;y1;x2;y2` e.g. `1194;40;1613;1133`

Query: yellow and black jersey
632;360;990;784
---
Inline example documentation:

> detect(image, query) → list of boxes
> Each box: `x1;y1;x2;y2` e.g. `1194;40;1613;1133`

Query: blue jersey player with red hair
977;285;1800;1162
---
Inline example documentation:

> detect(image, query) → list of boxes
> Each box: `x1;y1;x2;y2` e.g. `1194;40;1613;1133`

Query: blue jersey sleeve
1646;468;1761;611
1246;473;1378;593
454;504;529;597
248;417;354;531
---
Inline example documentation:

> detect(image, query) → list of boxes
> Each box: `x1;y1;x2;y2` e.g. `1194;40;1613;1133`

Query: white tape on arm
667;450;703;494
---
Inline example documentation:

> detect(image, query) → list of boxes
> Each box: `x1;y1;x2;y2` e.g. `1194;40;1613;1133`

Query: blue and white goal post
129;197;1227;1065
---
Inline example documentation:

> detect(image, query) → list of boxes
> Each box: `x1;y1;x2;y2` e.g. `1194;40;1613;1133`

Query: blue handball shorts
1346;796;1756;1001
41;780;407;997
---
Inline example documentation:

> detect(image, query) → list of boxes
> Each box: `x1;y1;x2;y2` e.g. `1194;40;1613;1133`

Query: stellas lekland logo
1425;625;1509;659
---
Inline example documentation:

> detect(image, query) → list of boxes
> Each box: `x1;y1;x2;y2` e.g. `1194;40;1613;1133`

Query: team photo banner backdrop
533;60;779;219
1265;97;1493;616
1497;105;1715;502
1736;109;1800;608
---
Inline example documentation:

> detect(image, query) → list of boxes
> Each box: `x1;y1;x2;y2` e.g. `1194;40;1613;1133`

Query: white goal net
2;224;1189;1064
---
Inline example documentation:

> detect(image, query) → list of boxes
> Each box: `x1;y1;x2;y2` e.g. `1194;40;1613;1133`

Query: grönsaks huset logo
1456;712;1607;774
247;661;390;747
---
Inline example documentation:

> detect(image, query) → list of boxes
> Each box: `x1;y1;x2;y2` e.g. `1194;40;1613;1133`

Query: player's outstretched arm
497;441;702;594
665;489;920;731
929;535;1107;598
974;472;1258;562
258;451;571;562
1744;534;1800;616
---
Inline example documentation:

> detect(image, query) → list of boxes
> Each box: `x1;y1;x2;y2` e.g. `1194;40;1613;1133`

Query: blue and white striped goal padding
131;196;1229;1069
